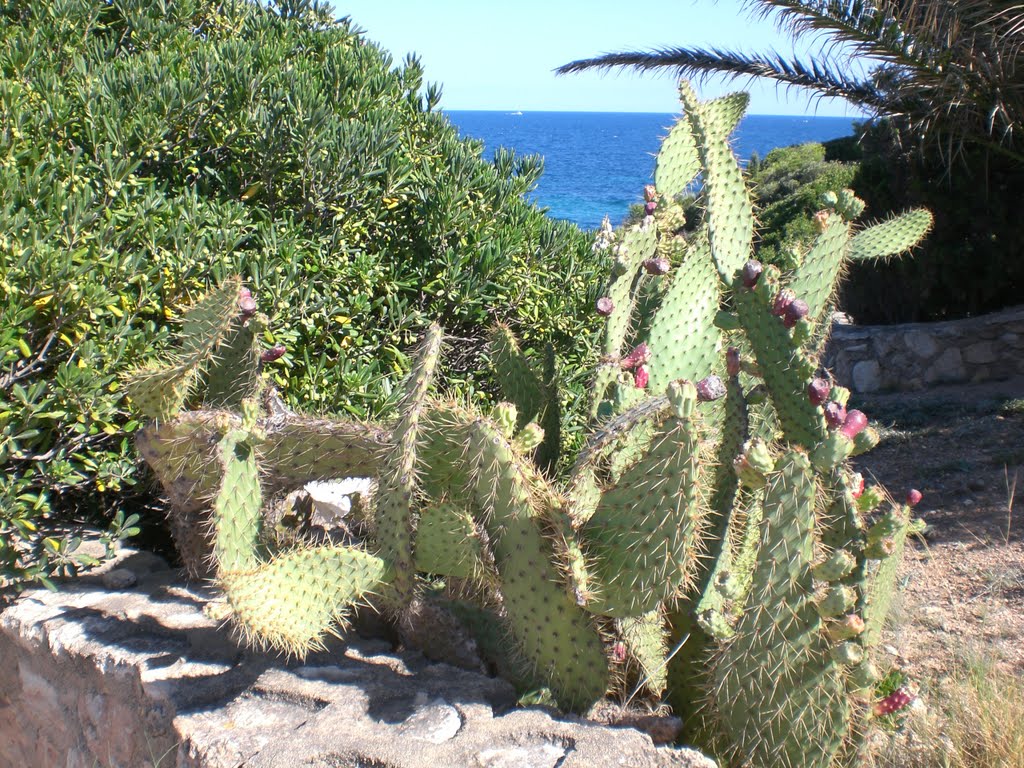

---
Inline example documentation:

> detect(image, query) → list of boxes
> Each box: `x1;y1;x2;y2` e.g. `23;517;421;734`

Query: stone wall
0;549;716;768
824;304;1024;394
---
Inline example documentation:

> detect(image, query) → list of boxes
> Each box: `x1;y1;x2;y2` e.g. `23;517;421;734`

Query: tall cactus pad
679;83;754;284
376;324;444;606
469;419;608;712
848;208;934;261
212;429;264;574
222;545;390;655
646;234;722;391
583;382;706;617
489;325;546;431
126;277;247;421
714;453;850;768
654;91;748;199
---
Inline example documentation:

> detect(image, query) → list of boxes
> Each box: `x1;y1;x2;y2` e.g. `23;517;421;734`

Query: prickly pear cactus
129;81;931;765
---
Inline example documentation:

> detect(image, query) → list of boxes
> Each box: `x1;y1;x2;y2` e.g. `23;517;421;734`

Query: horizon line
442;108;867;119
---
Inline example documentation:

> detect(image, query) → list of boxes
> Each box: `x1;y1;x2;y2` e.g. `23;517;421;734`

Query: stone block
964;341;997;364
0;550;717;768
904;330;938;359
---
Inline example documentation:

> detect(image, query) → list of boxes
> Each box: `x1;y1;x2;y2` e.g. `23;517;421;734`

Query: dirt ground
850;379;1024;683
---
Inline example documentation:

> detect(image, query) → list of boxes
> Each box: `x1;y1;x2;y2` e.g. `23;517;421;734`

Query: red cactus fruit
596;296;615;316
238;288;257;318
644;201;658;216
807;378;832;406
771;289;795;317
840;410;868;439
643;257;670;275
260;344;286;363
621;343;651;370
851;472;865;499
741;260;763;289
726;347;741;377
696;374;726;402
782;299;809;328
906;488;923;507
873;687;915;717
643;184;658;202
612;641;628;663
824;401;847;429
633;364;650;389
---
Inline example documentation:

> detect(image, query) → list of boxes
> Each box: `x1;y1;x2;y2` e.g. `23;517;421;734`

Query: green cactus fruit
468;418;608;712
851;427;881;455
810;430;857;470
836;189;866;221
492;402;518;438
856;485;886;513
817;585;858;618
513;422;545;452
848;208;933;261
813;549;858;582
830;641;865;666
715;452;851;768
377;324;444;606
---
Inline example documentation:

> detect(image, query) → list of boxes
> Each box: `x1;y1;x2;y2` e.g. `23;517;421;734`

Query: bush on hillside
839;121;1024;323
0;0;604;587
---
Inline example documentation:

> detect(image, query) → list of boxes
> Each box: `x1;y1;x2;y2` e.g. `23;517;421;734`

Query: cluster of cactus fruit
128;83;933;767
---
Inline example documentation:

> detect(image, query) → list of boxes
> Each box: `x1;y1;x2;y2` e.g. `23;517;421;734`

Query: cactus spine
131;82;931;765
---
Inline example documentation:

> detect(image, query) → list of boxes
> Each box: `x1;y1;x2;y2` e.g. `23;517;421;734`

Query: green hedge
0;0;604;586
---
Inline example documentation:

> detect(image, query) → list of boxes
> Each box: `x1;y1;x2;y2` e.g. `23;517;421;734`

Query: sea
446;111;859;231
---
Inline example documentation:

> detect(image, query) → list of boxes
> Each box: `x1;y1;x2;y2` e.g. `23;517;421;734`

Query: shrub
0;0;603;587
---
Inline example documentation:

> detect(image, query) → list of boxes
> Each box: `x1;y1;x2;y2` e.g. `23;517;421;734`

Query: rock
305;478;373;522
964;341;997;364
904;330;938;359
924;348;965;384
852;360;882;393
0;565;717;768
100;568;137;590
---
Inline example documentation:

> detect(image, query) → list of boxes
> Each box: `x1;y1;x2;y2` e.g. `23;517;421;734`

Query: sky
330;0;869;116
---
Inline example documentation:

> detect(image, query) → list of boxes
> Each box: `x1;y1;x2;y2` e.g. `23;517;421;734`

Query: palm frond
556;46;887;111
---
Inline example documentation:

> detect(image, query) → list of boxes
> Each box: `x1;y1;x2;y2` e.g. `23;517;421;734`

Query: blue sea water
446;111;858;231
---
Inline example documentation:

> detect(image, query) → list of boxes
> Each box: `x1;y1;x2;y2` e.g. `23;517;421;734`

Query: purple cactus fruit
840;409;868;439
741;260;763;289
696;374;726;402
643;256;670;275
644;201;658;216
771;289;795;317
633;364;650;389
643;184;658;202
621;342;651;370
807;377;832;406
906;488;923;507
596;296;615;316
238;288;257;318
726;347;741;377
260;344;286;363
873;687;915;717
824;401;847;429
782;299;810;328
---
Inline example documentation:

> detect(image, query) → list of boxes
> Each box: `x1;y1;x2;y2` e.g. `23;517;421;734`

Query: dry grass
869;654;1024;768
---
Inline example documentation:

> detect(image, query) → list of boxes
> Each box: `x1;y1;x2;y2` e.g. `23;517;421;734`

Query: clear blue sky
331;1;866;116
